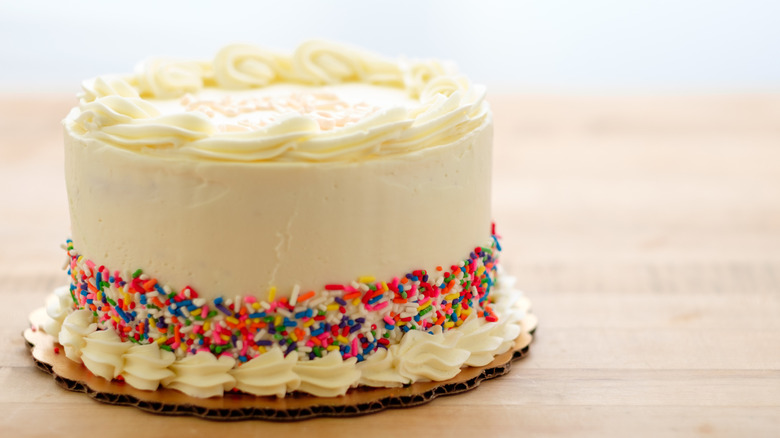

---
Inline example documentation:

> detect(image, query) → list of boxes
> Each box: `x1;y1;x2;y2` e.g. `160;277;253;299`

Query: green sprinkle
132;269;143;278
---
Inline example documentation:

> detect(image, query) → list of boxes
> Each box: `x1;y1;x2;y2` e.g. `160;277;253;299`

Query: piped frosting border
66;41;489;162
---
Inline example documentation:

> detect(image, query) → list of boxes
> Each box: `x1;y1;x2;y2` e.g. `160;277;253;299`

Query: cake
38;41;531;399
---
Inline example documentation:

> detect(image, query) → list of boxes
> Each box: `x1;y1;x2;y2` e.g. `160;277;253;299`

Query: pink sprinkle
200;306;209;318
244;296;257;303
372;301;389;311
383;315;394;325
351;338;358;355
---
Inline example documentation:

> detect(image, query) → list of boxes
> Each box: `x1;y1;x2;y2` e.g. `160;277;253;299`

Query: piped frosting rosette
67;40;488;162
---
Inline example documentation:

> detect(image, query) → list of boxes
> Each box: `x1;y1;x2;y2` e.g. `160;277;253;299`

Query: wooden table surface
1;94;779;437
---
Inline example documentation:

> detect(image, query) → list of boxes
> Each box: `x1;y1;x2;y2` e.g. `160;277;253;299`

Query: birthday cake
39;41;531;399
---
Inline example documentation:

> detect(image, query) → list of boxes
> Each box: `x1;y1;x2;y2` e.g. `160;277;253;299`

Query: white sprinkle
290;285;300;305
260;301;271;310
192;298;206;307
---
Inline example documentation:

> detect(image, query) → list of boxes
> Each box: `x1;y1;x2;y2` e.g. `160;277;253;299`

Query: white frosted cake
40;41;530;398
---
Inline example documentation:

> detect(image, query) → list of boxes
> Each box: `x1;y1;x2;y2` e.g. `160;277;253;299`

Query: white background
1;0;779;93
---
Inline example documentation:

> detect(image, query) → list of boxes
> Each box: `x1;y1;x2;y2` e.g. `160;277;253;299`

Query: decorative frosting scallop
162;352;236;398
229;347;300;397
394;328;471;382
80;329;132;380
450;314;513;367
63;40;488;163
43;285;73;336
292;351;360;397
121;343;176;391
58;309;98;363
355;347;408;388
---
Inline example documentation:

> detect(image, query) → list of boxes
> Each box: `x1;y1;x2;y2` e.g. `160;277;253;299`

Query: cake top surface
64;40;488;162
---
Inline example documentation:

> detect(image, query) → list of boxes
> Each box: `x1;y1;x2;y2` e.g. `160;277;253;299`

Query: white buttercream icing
293;351;360;397
121;343;176;391
393;328;471;382
162;351;236;398
43;285;72;336
80;329;131;380
230;347;300;397
58;309;97;363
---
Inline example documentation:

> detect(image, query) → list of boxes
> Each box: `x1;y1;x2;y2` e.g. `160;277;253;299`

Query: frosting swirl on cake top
66;40;487;162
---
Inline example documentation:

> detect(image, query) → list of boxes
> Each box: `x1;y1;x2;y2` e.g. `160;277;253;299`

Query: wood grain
1;94;779;437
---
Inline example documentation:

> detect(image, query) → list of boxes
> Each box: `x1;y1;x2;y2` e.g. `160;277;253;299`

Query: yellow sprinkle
418;300;432;311
290;333;298;342
156;336;167;344
326;303;340;311
456;308;463;317
226;316;239;325
274;315;283;326
327;345;338;351
252;302;261;310
268;286;277;302
111;316;120;324
381;281;389;291
257;346;267;354
455;320;464;327
359;276;375;283
304;319;315;327
444;321;455;329
337;335;349;344
221;334;230;341
445;293;459;301
352;298;360;306
476;266;485;277
203;321;210;331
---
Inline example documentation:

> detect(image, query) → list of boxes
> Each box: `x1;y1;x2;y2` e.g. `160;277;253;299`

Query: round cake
40;41;529;399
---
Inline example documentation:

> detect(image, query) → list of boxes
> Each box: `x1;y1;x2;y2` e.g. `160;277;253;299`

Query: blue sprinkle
334;297;347;306
216;303;231;315
154;284;165;295
285;343;297;355
214;297;224;305
357;354;364;362
239;355;247;363
422;274;429;282
349;324;361;333
310;327;323;336
116;307;131;323
492;235;502;251
384;323;395;330
139;295;147;305
256;340;273;346
295;310;308;319
368;295;383;305
347;319;354;326
248;312;266;318
355;317;366;324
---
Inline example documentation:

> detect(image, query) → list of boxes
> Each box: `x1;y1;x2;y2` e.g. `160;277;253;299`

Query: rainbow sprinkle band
64;232;502;364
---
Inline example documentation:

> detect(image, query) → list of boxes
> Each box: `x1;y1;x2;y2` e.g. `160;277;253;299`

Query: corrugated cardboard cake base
25;307;537;421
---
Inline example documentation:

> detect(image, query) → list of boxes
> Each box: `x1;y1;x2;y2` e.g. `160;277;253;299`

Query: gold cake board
24;307;537;421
